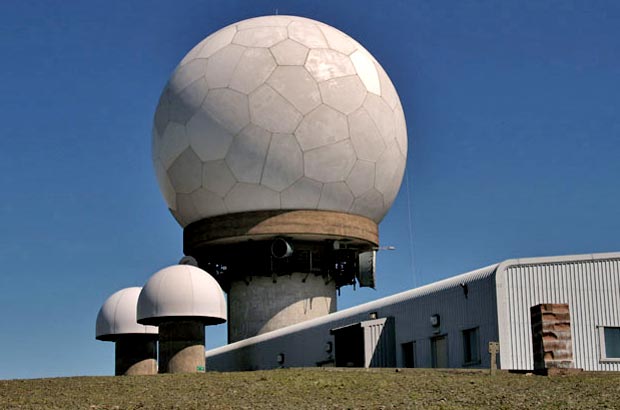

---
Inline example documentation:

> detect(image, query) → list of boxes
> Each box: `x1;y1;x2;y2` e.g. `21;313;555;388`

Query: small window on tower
462;327;480;365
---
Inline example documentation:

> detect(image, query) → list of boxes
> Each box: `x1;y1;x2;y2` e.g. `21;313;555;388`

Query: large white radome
152;15;408;227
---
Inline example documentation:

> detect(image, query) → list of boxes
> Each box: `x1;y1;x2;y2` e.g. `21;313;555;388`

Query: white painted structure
138;265;227;373
152;15;407;227
137;265;227;326
96;287;158;375
205;251;620;371
150;15;409;343
96;287;157;340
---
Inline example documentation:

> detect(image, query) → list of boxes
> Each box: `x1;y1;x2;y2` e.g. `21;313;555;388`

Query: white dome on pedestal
152;15;408;227
96;287;158;341
137;265;227;326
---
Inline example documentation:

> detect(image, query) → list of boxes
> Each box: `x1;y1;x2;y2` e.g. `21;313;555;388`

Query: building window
601;327;620;360
401;341;416;368
462;327;480;365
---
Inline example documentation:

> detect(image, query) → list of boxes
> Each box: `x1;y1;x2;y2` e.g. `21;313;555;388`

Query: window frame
599;326;620;363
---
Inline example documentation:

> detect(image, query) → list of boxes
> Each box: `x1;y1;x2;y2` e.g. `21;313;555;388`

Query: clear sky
1;0;620;379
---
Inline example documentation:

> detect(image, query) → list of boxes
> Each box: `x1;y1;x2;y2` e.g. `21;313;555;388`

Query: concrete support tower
137;265;227;373
152;15;408;342
96;287;158;375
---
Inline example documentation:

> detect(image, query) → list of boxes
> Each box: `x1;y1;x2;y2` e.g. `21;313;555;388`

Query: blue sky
1;0;620;379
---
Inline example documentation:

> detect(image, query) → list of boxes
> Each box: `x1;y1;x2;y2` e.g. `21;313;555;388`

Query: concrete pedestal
158;321;206;373
115;336;157;376
184;210;377;344
228;273;336;342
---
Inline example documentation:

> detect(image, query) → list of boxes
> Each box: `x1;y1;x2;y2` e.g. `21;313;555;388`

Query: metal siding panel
503;257;620;371
206;265;499;370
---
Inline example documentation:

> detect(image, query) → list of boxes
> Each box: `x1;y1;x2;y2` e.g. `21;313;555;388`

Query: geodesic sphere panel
152;15;408;227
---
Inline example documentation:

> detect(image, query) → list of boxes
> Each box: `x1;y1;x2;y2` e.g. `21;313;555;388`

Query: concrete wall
228;273;336;342
206;264;499;370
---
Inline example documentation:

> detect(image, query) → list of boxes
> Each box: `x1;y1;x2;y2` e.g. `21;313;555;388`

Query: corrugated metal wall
206;265;499;370
496;254;620;371
364;317;395;367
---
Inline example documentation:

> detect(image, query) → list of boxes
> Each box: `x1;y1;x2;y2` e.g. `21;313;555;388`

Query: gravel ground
1;368;620;409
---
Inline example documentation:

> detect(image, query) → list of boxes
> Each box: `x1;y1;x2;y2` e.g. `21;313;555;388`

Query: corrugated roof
496;251;620;273
206;263;498;357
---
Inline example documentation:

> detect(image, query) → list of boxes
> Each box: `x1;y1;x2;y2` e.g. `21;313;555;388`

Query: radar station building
142;15;620;375
205;251;620;372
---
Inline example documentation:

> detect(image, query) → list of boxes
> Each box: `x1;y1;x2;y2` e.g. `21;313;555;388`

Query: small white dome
96;287;158;341
137;265;227;325
152;15;407;227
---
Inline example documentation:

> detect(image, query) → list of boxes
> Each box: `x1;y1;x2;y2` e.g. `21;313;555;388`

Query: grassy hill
1;368;620;409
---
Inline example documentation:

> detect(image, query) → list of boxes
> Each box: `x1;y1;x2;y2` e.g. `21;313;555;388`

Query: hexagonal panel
351;188;385;222
230;48;277;94
346;160;375;197
168;77;209;125
186;110;233;162
190;187;228;218
270;39;309;65
295;105;348;151
159;122;189;169
224;183;280;213
262;133;303;192
167;148;202;194
236;16;293;30
350;50;381;95
196;25;237;59
304;140;357;183
363;93;394;142
394;109;408;157
179;39;207;67
233;26;287;48
280;177;323;209
267;66;321;115
154;158;177;211
203;88;250;135
169;59;208;93
202;159;236;197
375;141;403;201
318;24;358;55
319;75;367;115
153;90;171;137
204;44;245;88
288;21;328;48
318;182;354;212
249;84;302;134
225;124;271;183
348;107;386;162
378;65;399;110
305;49;356;82
170;208;189;227
176;193;200;226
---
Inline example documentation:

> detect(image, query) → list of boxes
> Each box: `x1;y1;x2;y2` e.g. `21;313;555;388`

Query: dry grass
2;368;620;409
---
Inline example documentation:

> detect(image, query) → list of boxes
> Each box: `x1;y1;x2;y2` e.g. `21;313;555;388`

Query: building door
431;336;448;368
401;341;416;368
332;325;365;367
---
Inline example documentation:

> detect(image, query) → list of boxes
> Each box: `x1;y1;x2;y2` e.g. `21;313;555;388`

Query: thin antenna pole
405;167;417;287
